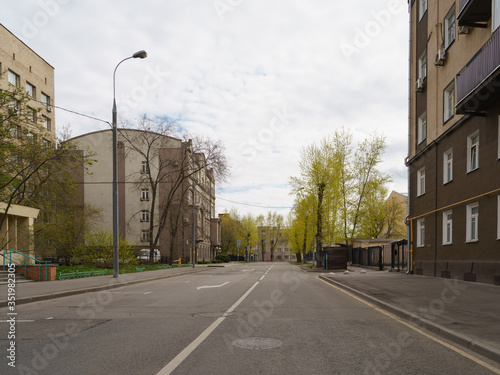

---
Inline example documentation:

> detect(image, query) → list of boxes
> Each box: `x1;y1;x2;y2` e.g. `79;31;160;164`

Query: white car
137;249;161;262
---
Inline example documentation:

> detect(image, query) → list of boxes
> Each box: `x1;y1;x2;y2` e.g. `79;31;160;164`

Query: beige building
0;23;55;145
408;0;500;284
69;129;220;264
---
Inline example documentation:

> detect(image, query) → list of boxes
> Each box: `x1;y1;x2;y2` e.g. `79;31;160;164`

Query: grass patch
57;263;192;276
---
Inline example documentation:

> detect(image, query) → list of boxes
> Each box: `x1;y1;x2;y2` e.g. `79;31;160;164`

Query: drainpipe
406;0;413;275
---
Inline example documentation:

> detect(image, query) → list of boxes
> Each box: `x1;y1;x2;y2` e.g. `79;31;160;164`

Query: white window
141;189;149;201
493;0;500;31
41;92;50;106
26;82;36;98
43;116;51;131
444;6;456;49
42;138;51;149
141;230;150;242
419;0;428;20
443;149;453;184
418;112;427;144
466;203;479;242
444;81;455;122
443;211;453;245
467;132;479;172
140;210;150;222
417;167;426;196
141;161;149;174
417;219;425;247
8;70;20;87
418;51;427;80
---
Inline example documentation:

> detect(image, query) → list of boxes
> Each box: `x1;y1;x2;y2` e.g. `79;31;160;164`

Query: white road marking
242;269;255;272
46;317;54;320
157;281;260;375
0;320;34;323
260;275;266;281
197;281;229;290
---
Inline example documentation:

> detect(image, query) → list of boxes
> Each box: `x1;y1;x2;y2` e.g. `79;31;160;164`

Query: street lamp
112;50;147;278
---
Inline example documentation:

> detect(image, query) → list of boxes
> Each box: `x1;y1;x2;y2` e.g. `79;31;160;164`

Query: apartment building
69;129;219;264
0;23;55;144
408;0;500;284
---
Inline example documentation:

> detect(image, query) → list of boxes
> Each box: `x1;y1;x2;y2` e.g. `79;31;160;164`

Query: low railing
1;249;52;281
58;269;108;280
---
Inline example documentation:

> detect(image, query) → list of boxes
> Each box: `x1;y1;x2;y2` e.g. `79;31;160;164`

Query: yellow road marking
319;278;500;374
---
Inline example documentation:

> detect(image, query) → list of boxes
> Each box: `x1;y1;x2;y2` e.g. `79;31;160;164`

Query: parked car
137;249;161;263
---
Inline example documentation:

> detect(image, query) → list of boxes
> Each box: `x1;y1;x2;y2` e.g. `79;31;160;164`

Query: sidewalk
318;267;500;364
0;265;208;308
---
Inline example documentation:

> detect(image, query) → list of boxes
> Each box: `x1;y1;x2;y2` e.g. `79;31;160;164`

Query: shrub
215;254;230;263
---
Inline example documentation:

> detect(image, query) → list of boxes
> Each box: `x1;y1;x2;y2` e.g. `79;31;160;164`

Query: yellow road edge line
319;278;500;374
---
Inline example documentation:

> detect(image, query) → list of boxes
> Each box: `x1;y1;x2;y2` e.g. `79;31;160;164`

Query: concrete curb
0;267;208;308
318;274;500;364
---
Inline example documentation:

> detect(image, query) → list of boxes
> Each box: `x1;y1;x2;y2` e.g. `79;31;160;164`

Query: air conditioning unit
434;48;446;66
458;26;469;34
46;106;53;112
183;217;189;223
415;77;425;92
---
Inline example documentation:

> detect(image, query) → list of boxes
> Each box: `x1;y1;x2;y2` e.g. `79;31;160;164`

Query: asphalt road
1;263;499;374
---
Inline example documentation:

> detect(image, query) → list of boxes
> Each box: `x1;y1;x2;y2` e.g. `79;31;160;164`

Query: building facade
69;129;219;264
0;23;55;145
408;0;500;284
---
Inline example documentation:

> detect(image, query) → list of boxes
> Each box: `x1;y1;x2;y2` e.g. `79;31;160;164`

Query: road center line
157;281;260;375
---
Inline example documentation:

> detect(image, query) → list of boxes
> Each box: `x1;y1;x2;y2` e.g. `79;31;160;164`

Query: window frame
141;189;150;201
443;81;455;122
444;5;456;49
419;0;428;21
140;210;150;222
466;203;479;243
417;167;426;197
467;131;479;173
442;210;453;245
418;112;427;145
141;230;150;242
417;218;425;247
41;92;50;106
418;50;427;80
493;0;500;31
141;161;149;174
8;70;20;87
443;148;453;184
26;82;36;99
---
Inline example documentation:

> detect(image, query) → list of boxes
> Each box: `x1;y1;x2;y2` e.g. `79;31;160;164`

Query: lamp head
133;50;148;59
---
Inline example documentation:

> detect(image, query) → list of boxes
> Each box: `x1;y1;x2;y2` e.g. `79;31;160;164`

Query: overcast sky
3;0;409;218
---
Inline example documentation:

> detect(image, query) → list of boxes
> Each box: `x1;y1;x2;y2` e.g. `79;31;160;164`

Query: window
467;132;479;172
42;138;51;149
417;167;425;196
419;0;428;20
443;149;453;184
466;203;479;242
443;211;453;245
418;112;427;144
41;92;50;106
28;107;37;123
140;210;150;222
141;161;149;174
43;116;51;131
444;6;456;49
141;230;150;242
26;82;36;99
443;81;455;122
418;51;427;80
493;0;500;31
417;219;425;247
10;125;21;139
141;189;149;201
8;70;20;87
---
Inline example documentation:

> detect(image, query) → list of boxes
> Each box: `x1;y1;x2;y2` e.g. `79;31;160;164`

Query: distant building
0;23;55;145
68;129;219;263
408;0;500;284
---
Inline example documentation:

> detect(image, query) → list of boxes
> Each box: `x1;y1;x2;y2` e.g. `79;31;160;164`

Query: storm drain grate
232;337;282;350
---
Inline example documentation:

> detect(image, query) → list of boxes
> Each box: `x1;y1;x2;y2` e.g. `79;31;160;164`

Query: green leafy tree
78;229;137;268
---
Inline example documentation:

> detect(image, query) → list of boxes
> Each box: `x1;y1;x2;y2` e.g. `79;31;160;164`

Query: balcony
458;0;491;28
456;26;500;115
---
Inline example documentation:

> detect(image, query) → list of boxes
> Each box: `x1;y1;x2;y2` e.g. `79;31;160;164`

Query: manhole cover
232;337;282;350
193;312;234;318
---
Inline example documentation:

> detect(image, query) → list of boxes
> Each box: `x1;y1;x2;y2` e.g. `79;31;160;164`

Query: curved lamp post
112;50;147;278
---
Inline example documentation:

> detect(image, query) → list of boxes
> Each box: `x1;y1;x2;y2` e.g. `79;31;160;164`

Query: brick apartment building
408;0;500;284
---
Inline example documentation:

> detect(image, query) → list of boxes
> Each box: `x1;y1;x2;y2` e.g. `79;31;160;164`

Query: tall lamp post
112;50;147;278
